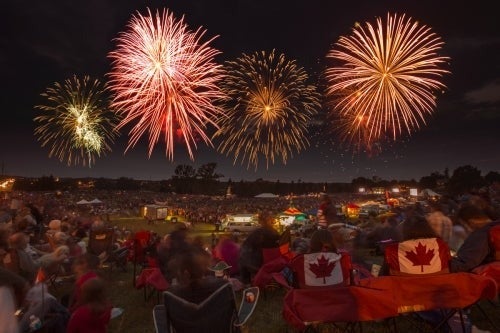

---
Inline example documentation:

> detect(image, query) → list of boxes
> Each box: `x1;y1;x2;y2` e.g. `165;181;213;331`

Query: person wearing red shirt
67;277;111;333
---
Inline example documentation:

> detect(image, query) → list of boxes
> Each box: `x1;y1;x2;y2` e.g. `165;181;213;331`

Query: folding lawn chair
152;282;259;333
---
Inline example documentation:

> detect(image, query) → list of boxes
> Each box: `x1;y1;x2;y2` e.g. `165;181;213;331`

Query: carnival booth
346;203;360;218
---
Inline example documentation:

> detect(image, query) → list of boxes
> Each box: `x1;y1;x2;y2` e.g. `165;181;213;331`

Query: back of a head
258;211;274;228
171;248;209;285
74;253;100;271
309;229;337;253
457;203;491;229
402;215;437;240
81;277;107;309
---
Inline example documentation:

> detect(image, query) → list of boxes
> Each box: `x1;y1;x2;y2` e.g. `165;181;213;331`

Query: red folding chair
131;230;153;287
383;237;496;332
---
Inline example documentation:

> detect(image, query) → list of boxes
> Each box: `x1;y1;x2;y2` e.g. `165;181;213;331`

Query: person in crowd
158;228;191;282
167;248;226;304
238;211;280;285
317;194;336;229
309;229;337;253
401;213;437;241
67;277;111;333
213;234;240;277
0;284;18;333
450;203;500;272
67;253;100;312
19;280;69;333
426;202;453;243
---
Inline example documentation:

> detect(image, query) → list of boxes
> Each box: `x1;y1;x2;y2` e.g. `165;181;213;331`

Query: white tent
89;198;103;204
254;193;278;198
76;199;90;205
421;189;441;197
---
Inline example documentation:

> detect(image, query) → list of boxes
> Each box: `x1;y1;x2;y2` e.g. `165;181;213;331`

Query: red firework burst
108;8;225;160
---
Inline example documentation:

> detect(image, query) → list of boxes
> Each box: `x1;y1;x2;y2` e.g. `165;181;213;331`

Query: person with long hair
66;278;111;333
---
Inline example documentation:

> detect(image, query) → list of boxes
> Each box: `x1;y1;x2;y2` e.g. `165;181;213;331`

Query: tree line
9;163;500;197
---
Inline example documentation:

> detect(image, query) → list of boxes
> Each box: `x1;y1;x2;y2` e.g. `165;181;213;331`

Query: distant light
410;188;418;196
392;188;400;193
358;187;365;193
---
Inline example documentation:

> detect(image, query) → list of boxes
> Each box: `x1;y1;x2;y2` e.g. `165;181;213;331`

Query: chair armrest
152;305;167;333
236;287;259;327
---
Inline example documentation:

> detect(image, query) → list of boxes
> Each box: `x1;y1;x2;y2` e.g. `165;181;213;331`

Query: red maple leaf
309;255;336;284
405;242;435;272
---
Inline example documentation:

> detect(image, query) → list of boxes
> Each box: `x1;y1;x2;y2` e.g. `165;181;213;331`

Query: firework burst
325;13;449;149
214;50;321;170
34;75;119;167
108;8;225;160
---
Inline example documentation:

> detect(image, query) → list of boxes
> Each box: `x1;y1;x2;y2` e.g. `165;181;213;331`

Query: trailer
141;204;170;220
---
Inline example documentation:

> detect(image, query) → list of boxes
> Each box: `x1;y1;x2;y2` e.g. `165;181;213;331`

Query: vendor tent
76;199;90;205
89;198;103;204
254;193;278;198
283;207;304;216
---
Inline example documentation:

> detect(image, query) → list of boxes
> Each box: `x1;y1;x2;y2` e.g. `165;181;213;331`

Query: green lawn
55;217;500;333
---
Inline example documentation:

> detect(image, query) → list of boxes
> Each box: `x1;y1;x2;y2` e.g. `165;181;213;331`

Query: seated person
213;234;240;277
238;211;280;284
309;229;337;253
450;204;500;272
67;253;100;312
167;247;226;304
67;277;111;333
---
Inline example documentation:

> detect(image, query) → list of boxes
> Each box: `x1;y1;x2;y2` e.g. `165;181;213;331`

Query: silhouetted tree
447;165;485;195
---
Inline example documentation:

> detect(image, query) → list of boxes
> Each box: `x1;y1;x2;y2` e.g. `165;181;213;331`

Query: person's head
170;249;210;285
8;232;28;250
72;253;100;277
402;215;436;240
258;211;274;228
457;204;492;231
309;229;337;252
80;277;107;312
320;194;331;205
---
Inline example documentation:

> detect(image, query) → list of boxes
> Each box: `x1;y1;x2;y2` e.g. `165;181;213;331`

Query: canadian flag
304;252;344;286
386;238;450;275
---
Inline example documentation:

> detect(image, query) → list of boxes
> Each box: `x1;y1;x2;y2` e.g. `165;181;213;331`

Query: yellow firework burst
214;50;321;170
325;13;449;149
34;75;120;167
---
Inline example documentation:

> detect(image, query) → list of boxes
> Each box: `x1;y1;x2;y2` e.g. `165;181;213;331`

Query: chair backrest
384;237;451;276
163;282;239;333
88;228;115;256
133;231;153;264
489;224;500;261
289;251;351;288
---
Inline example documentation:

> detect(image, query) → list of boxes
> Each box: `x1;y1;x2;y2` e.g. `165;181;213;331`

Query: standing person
450;204;500;272
238;211;280;285
66;278;111;333
317;194;335;229
426;202;453;244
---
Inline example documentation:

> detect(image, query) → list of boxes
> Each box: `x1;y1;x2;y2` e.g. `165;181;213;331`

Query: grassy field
54;217;500;333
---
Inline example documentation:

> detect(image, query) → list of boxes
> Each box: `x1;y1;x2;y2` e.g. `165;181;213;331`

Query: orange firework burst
108;8;225;160
214;50;320;170
325;13;449;150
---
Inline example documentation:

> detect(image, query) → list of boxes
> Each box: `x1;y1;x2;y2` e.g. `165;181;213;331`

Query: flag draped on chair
385;238;451;275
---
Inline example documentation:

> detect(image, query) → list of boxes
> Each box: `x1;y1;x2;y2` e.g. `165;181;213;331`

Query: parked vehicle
221;214;259;233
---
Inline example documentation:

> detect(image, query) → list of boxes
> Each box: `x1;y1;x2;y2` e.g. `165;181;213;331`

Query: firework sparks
34;75;119;167
108;8;225;160
213;50;321;170
325;13;449;149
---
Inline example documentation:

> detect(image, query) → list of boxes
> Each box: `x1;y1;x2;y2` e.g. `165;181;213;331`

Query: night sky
1;0;499;183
